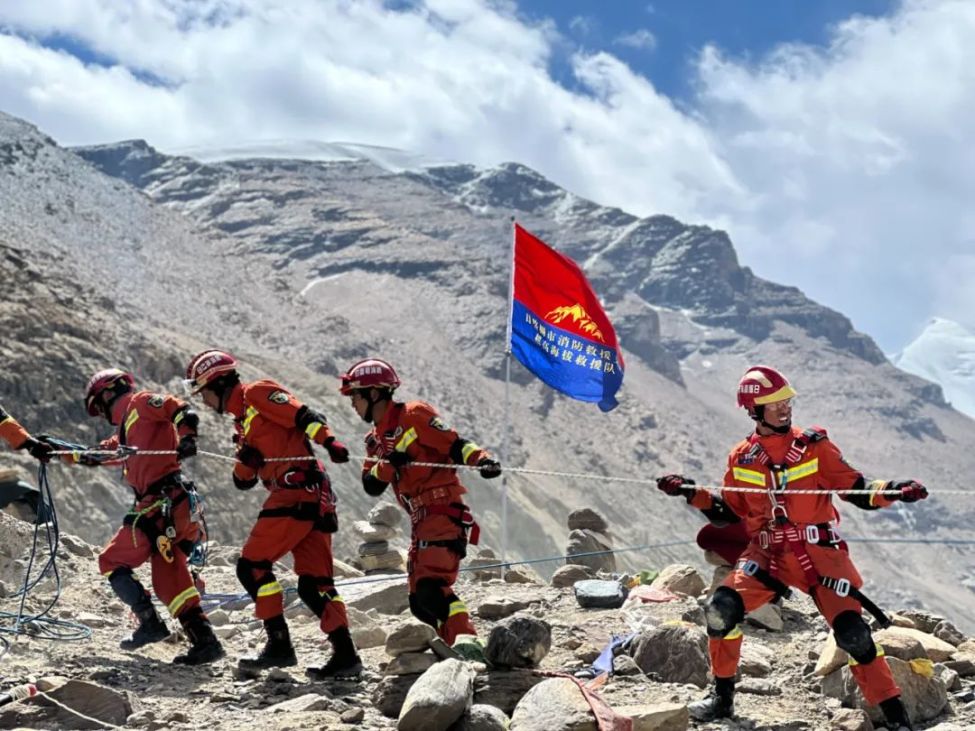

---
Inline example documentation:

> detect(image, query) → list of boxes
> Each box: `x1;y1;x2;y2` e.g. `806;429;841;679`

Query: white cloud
0;0;973;350
568;15;595;36
614;28;656;51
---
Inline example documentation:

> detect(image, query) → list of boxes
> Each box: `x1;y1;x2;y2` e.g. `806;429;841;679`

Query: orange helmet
184;350;238;393
339;358;401;395
737;365;796;410
85;368;135;416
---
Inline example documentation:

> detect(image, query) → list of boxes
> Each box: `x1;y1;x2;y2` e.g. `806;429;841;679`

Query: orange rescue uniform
227;380;348;635
0;405;31;450
691;425;901;706
88;391;204;620
364;400;489;644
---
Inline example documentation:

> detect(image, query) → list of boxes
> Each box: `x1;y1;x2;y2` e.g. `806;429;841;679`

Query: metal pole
500;218;516;578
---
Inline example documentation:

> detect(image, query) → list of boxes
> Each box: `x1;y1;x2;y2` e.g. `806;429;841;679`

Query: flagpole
501;217;516;579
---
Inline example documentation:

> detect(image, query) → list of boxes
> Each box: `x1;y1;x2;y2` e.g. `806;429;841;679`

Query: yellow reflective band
242;406;259;435
784;458;819;482
447;600;468;618
754;384;797;405
305;422;323;439
330;595;345;605
370;463;382;479
72;451;82;463
167;586;200;616
723;626;743;640
848;644;884;666
257;581;283;598
173;411;184;425
732;467;766;487
124;409;140;436
461;441;481;464
0;416;9;426
867;480;887;507
396;427;417;452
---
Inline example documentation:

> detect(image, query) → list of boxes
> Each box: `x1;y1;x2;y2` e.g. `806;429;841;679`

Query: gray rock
551;564;595;588
565;529;615;573
353;519;398;542
485;615;552;669
449;703;510;731
360;550;406;571
0;678;137;730
933;620;966;646
266;693;331;713
387;651;439;675
828;708;872;731
347;580;411;615
821;656;948;724
477;595;532;619
386;619;438;656
614;702;689;731
630;623;710;688
473;670;545;715
359;540;391;556
649;564;705;598
368;502;403;527
573;579;627;609
566;508;609;532
509;677;596;731
374;674;419;718
745;602;784;632
398;658;475;731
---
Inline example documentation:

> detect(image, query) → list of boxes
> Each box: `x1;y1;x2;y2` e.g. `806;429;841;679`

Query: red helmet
737;365;797;409
85;368;135;416
339;358;401;395
184;350;238;393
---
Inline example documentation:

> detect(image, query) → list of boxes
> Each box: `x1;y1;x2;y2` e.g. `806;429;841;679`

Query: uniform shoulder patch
147;395;165;408
428;416;451;432
268;390;290;405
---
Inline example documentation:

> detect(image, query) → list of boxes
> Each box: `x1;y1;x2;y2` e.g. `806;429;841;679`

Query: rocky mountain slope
1;112;974;631
893;319;975;420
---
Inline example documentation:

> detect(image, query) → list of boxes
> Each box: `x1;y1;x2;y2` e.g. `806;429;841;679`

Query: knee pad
108;567;150;611
832;610;876;663
705;586;746;638
236;557;272;598
297;575;327;616
409;592;436;627
413;578;450;623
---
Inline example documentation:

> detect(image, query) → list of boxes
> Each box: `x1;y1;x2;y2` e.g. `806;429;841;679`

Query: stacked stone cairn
353;501;406;574
564;507;616;573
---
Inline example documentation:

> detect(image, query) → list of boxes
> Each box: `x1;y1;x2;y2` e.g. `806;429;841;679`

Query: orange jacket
689;425;895;535
227;380;335;487
363;400;490;506
88;391;196;498
0;405;30;449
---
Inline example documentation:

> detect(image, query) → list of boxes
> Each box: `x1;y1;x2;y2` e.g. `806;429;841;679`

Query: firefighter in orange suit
339;358;501;646
657;365;926;730
0;405;53;461
54;369;223;664
185;350;361;677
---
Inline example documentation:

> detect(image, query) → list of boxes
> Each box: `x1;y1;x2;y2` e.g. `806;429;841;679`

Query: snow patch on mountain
893;317;975;418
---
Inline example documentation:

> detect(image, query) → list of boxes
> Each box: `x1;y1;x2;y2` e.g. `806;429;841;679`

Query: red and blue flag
510;224;624;411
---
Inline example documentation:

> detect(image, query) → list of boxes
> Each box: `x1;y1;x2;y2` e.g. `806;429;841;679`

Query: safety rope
33;689;123;730
44;447;972;496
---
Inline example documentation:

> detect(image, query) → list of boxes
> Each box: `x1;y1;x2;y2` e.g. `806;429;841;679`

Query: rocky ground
1;507;974;731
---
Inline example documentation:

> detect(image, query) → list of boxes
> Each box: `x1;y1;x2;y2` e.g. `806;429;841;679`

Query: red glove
891;479;928;503
323;437;349;464
657;474;694;496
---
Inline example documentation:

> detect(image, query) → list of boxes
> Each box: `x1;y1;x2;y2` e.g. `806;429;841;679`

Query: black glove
657;474;694;496
237;444;265;470
387;451;410;468
890;479;928;503
323;437;349;464
176;435;198;461
20;437;53;463
363;473;389;497
477;457;502;479
233;473;258;491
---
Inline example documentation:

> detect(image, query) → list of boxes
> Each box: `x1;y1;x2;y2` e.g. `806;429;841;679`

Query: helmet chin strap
360;389;391;424
752;405;791;434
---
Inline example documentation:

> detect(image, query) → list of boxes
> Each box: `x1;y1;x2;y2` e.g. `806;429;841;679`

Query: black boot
688;676;735;721
238;615;297;670
120;607;171;650
306;627;363;680
174;609;225;665
879;696;914;731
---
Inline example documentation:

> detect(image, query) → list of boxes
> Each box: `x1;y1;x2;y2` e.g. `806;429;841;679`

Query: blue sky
527;0;895;98
0;0;973;353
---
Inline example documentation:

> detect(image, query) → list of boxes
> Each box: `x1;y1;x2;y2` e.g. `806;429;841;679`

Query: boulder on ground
509;677;596;731
485;614;552;669
398;659;475;731
567;508;609;533
630;622;710;688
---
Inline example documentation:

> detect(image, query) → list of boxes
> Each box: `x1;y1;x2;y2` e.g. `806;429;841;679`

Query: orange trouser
408;513;476;644
710;542;900;706
99;499;202;619
239;490;347;634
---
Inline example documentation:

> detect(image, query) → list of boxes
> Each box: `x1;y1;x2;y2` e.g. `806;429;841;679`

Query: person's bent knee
705;586;746;638
833;610;876;663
